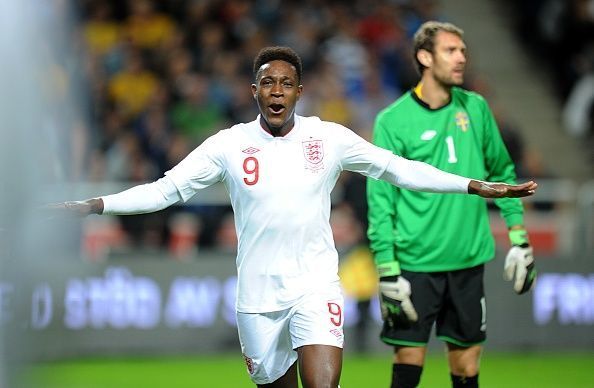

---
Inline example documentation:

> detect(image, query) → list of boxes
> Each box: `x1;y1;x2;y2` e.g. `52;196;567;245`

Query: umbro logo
420;130;437;140
242;147;260;154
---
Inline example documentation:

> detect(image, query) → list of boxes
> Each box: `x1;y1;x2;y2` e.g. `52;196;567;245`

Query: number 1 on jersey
445;135;458;163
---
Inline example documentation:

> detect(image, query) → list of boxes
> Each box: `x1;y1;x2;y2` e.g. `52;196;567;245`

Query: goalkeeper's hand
504;229;537;294
377;263;418;328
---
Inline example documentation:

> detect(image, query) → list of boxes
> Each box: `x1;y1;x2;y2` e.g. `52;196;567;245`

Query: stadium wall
1;251;593;362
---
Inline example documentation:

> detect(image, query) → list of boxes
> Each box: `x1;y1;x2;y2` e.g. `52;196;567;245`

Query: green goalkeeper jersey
367;87;524;272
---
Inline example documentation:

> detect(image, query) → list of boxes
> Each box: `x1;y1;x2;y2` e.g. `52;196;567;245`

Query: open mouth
268;104;285;115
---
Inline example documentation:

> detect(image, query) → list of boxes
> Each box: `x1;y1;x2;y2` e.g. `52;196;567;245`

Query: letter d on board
31;283;53;329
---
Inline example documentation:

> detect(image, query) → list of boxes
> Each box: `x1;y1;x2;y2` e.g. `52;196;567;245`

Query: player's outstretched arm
47;176;182;218
46;198;104;217
468;180;537;198
378;156;537;196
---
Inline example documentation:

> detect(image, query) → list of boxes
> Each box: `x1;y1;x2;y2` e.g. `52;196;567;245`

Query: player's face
252;60;302;135
429;31;466;87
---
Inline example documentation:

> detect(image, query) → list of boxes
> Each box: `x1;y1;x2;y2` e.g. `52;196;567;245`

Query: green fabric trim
437;335;485;347
373;249;395;265
504;213;525;229
509;228;529;246
380;336;426;347
377;262;401;277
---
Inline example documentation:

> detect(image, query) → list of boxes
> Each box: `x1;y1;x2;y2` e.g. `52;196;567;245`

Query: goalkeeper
367;21;537;388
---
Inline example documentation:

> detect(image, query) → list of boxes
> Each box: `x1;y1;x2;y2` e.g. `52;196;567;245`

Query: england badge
302;139;324;171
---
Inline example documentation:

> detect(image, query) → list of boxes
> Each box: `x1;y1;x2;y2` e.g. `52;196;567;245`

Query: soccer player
55;46;536;388
367;22;537;388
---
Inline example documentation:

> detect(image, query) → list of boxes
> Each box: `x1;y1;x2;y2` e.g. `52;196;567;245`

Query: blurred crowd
504;0;594;141
47;0;552;257
77;0;432;184
68;0;427;255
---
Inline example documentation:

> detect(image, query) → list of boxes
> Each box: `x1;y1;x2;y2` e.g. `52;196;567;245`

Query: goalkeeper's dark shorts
380;264;486;348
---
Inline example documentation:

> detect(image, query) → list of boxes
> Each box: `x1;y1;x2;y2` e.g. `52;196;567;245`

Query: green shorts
381;264;487;347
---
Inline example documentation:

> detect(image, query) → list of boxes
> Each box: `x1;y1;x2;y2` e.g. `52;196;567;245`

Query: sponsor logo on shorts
243;354;254;374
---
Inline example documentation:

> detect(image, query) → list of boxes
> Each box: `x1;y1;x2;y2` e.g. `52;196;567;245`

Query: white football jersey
166;115;393;313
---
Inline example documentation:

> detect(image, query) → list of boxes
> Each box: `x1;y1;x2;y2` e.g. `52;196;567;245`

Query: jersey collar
411;88;453;112
254;114;301;139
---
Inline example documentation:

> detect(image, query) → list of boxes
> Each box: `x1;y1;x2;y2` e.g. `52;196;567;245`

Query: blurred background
0;0;592;386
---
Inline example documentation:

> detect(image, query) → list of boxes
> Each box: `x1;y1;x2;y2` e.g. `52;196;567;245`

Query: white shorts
237;287;344;385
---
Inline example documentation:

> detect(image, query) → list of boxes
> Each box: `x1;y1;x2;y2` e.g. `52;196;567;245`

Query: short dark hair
413;21;464;75
253;46;303;83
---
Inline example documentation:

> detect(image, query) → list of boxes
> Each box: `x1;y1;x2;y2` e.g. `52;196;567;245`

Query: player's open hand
43;199;103;218
468;180;537;198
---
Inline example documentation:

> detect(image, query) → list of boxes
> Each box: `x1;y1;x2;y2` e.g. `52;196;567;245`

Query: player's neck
260;116;295;137
416;77;452;109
